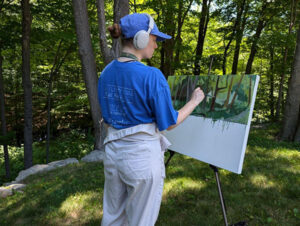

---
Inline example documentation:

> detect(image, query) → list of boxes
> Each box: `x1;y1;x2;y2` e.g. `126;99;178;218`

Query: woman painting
98;13;205;226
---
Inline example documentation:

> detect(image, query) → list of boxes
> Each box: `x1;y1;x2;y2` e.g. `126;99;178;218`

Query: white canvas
165;75;260;174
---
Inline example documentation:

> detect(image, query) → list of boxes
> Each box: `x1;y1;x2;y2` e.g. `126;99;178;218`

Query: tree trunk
193;0;210;75
21;0;33;169
269;44;275;119
96;0;128;63
0;50;11;178
245;2;268;74
160;1;176;76
96;0;114;64
245;20;266;74
294;111;300;142
280;22;300;142
112;0;129;58
174;0;193;70
231;0;248;74
222;0;246;75
72;0;104;150
275;0;298;121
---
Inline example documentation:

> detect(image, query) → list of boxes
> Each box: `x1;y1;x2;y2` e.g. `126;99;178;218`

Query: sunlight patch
59;191;100;221
164;177;206;194
250;174;275;188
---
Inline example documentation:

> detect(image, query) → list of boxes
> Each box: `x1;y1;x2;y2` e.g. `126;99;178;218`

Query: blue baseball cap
120;13;172;42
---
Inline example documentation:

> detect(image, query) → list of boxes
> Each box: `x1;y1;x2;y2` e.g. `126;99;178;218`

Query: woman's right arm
167;87;205;131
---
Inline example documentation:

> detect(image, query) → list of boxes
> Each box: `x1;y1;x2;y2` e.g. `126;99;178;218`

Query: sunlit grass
0;124;300;225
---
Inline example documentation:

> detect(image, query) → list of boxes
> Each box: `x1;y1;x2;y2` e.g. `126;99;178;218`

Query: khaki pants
101;124;170;226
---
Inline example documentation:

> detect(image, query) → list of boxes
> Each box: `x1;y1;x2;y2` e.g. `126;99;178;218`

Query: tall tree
96;0;129;64
160;1;177;76
275;0;298;120
112;0;129;57
174;0;193;69
193;0;211;75
280;21;300;142
0;50;11;178
221;0;246;75
72;0;103;150
245;1;268;74
231;0;248;74
21;0;33;169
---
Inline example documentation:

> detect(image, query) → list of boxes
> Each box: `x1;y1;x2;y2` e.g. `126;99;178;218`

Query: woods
1;0;300;181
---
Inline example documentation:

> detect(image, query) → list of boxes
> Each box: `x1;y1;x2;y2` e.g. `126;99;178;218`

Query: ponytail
108;23;122;39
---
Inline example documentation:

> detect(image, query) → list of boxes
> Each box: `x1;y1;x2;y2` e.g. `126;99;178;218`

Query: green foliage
0;131;16;145
0;130;93;184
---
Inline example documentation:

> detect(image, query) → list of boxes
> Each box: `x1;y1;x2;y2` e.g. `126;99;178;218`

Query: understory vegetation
1;124;299;226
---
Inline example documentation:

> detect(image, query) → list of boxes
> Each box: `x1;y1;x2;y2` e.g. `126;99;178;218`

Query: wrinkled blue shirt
98;60;178;131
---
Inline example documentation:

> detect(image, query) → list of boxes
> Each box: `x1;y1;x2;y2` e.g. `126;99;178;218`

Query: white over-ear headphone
133;14;154;49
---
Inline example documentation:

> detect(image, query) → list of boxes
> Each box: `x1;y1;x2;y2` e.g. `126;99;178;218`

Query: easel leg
165;150;175;167
210;164;228;226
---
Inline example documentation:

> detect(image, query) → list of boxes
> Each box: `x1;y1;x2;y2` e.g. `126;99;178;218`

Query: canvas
165;75;260;174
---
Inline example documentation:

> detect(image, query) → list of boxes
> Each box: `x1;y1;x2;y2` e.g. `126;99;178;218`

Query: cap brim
152;31;172;42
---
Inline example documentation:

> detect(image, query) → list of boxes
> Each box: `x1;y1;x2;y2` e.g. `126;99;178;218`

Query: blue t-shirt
98;60;178;131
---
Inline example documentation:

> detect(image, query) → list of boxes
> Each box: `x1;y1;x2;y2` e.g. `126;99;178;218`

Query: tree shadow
0;162;104;225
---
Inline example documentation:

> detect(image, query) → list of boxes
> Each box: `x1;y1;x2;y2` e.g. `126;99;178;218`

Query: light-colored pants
101;124;170;226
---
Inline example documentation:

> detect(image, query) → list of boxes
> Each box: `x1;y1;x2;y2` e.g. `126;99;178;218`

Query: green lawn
0;126;300;225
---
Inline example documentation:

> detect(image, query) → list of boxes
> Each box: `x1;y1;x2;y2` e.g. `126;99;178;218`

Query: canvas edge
237;75;260;174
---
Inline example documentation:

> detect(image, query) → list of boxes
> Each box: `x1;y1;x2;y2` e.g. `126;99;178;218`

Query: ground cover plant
0;124;299;225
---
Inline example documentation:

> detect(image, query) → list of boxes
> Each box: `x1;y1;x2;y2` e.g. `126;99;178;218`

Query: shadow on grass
1;136;299;225
0;162;104;225
158;146;300;226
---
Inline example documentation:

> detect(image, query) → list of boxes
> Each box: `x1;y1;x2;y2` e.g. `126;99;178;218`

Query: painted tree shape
228;74;245;109
223;75;235;108
209;76;228;112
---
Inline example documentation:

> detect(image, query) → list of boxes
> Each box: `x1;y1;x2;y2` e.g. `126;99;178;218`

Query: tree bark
222;0;246;75
294;111;300;142
96;0;114;64
245;2;268;74
245;20;266;74
21;0;33;169
280;22;300;142
160;1;176;76
174;0;193;69
0;50;11;178
269;44;275;119
193;0;210;75
96;0;129;62
112;0;129;57
275;0;298;121
232;0;248;74
72;0;103;150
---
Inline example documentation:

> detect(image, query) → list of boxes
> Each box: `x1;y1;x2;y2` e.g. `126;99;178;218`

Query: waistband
104;123;171;151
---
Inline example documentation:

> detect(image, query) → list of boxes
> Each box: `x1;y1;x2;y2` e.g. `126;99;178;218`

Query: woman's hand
167;87;205;131
190;87;205;107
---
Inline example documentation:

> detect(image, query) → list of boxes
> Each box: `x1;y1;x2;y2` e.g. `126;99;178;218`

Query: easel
165;150;247;226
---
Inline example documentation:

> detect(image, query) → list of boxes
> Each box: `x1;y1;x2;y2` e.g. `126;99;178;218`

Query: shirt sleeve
150;84;179;131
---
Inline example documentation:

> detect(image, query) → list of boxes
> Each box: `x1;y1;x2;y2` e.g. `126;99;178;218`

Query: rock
48;158;78;168
15;158;79;182
81;150;105;162
9;184;26;192
3;181;17;186
15;164;49;182
0;187;13;198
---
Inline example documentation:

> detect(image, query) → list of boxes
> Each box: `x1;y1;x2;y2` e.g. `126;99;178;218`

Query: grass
0;125;300;225
0;130;94;184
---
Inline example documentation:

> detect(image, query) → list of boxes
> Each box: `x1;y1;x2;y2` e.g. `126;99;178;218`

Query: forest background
1;0;300;184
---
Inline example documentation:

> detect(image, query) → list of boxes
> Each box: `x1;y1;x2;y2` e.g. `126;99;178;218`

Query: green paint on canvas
168;75;258;125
